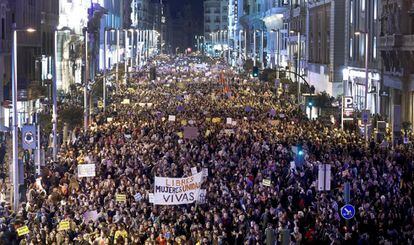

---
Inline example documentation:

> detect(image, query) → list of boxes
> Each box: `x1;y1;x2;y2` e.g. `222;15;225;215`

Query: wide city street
0;1;414;244
0;54;412;244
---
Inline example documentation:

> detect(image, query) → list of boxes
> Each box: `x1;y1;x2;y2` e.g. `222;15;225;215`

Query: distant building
131;0;153;29
307;0;346;97
343;0;380;114
171;1;200;53
204;0;228;52
0;0;58;127
378;0;414;136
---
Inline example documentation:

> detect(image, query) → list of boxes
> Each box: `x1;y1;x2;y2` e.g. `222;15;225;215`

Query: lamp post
135;29;140;70
52;28;71;161
83;28;89;132
260;30;264;69
290;30;301;104
244;30;247;60
238;30;242;60
355;31;369;145
11;25;36;211
271;29;280;70
103;28;115;112
253;30;257;66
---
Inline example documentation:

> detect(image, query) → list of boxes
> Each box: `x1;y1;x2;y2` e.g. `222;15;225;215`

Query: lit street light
355;31;369;146
12;24;36;211
104;28;116;112
52;27;71;161
290;30;301;104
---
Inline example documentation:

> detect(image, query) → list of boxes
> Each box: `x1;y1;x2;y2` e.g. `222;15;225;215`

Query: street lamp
104;28;116;112
290;30;301;104
355;31;369;145
260;30;264;69
52;27;71;161
11;24;36;211
253;30;257;66
271;29;280;70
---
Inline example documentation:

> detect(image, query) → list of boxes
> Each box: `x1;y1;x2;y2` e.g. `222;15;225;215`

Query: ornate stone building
379;0;414;132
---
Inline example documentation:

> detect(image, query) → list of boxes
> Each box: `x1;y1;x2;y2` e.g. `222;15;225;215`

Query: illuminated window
373;36;377;59
350;1;353;23
350;38;353;58
374;0;377;20
361;0;365;12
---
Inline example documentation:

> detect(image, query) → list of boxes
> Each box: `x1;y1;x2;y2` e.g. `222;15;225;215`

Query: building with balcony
378;0;414;135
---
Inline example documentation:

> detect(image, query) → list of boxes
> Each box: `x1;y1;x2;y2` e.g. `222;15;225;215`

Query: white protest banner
168;115;176;122
77;164;96;178
154;172;203;205
191;167;197;175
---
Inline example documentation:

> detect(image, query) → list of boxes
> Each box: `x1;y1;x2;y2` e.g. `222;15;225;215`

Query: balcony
378;35;402;49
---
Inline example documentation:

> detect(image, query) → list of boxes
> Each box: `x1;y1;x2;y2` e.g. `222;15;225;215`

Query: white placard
134;193;142;202
196;189;207;204
121;99;130;104
153;172;203;205
226;118;232;125
168;115;176;122
148;193;154;203
318;164;331;191
202;168;208;178
191;167;198;175
77;164;96;178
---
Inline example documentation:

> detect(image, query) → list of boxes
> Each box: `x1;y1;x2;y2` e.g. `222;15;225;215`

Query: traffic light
252;66;259;77
297;144;304;156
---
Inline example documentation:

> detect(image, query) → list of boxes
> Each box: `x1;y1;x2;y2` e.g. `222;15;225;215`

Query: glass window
361;0;365;12
350;1;353;23
350;38;353;58
373;36;377;59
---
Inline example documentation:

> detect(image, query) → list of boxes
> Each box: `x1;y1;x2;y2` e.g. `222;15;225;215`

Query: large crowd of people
0;55;413;244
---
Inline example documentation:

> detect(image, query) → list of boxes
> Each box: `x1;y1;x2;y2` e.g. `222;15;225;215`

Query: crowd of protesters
0;55;413;244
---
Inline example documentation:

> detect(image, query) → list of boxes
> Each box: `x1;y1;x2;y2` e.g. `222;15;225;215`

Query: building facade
343;0;380;114
204;0;228;54
378;0;414;132
307;0;345;97
0;0;58;127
